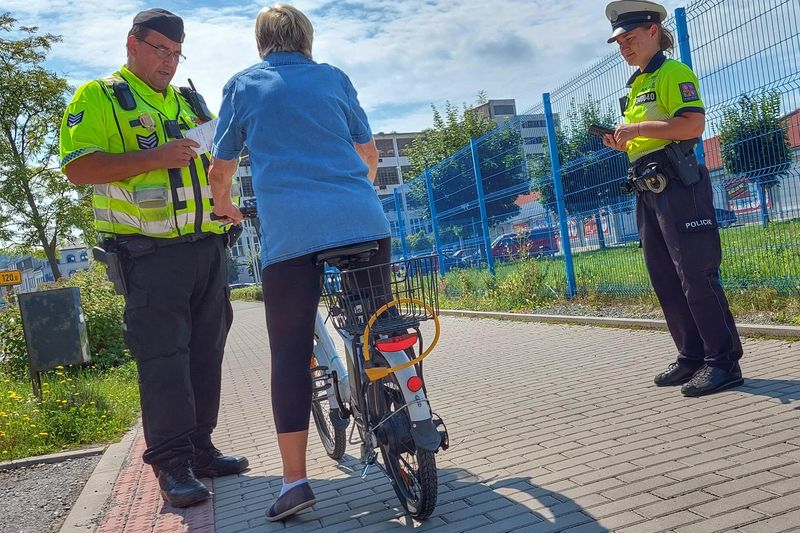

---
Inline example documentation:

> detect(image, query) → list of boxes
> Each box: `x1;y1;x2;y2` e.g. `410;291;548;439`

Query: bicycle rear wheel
310;357;346;460
368;358;438;520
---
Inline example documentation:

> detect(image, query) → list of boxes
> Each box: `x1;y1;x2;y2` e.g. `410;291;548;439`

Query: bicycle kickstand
361;449;377;480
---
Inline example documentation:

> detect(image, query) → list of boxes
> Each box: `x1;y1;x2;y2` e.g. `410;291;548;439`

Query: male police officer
603;0;744;396
60;9;247;507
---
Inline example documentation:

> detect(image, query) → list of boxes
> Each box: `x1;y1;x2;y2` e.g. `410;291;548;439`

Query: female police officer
602;0;743;397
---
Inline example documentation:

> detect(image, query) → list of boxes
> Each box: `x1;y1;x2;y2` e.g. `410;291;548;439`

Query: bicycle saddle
315;241;379;268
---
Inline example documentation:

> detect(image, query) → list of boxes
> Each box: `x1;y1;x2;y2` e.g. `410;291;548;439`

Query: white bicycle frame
313;311;433;424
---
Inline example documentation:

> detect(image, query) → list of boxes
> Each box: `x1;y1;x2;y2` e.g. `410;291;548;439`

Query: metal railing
387;0;800;296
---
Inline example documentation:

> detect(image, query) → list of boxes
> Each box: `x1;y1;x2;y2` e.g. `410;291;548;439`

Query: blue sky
6;0;685;133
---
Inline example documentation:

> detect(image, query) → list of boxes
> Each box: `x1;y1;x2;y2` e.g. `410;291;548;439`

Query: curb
0;445;107;471
58;425;140;533
440;309;800;339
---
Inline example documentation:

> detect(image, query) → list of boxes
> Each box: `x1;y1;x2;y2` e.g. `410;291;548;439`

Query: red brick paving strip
95;436;214;533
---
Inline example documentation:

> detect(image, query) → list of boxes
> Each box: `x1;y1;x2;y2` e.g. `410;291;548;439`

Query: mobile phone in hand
588;124;616;138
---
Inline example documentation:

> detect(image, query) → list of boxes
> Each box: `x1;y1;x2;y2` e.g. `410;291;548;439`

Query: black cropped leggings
261;238;392;433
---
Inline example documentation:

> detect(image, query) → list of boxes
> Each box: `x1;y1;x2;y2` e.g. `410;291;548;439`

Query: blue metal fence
386;0;800;296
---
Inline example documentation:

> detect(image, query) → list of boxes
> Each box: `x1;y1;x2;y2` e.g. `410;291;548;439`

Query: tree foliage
719;91;791;188
530;96;628;216
0;14;92;279
403;100;529;240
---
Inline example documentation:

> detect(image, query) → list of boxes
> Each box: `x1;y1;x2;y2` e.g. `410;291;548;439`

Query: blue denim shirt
212;52;390;267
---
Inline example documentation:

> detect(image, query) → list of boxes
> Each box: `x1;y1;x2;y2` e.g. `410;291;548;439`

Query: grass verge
0;363;140;461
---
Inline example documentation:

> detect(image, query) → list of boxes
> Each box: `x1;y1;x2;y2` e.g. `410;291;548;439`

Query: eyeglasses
138;39;186;64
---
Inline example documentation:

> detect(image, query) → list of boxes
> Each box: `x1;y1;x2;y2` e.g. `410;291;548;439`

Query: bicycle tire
310;357;347;460
368;359;438;520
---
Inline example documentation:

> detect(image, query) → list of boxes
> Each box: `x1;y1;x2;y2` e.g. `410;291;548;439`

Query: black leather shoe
192;447;249;478
681;365;744;397
158;460;210;508
654;362;700;386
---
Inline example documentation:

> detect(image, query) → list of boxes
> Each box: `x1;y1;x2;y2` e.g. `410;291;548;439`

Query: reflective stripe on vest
91;71;233;238
94;208;193;236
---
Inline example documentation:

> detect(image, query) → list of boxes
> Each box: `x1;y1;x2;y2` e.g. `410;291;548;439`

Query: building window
522;119;546;128
79;252;88;261
492;105;515;116
66;254;76;263
240;176;254;197
376;167;399;186
396;138;414;157
376;139;395;158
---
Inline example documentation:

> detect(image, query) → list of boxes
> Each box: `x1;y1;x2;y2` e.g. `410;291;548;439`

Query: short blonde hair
255;4;313;60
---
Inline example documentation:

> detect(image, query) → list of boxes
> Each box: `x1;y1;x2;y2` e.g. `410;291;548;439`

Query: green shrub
491;259;548;310
0;264;129;378
230;285;263;301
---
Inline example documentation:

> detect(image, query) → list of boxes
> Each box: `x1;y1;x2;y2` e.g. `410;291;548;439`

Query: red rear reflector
375;333;417;352
407;376;423;392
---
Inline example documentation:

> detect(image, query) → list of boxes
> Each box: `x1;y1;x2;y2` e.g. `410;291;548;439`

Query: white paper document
184;118;219;156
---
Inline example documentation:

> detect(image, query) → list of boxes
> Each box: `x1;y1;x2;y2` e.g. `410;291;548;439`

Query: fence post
675;7;706;166
424;169;447;276
543;92;577;298
470;138;495;275
393;188;410;260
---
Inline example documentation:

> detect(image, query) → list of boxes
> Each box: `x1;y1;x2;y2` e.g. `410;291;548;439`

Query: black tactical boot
682;364;744;397
158;459;211;508
654;362;700;386
192;447;249;478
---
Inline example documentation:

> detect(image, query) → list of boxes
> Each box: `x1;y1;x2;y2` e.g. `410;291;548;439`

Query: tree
530;96;628;215
0;14;91;280
529;96;628;247
406;230;432;254
719;91;791;225
403;100;529;242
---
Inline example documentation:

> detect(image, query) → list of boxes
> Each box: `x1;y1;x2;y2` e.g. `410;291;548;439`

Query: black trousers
121;234;233;466
637;165;743;371
261;238;392;434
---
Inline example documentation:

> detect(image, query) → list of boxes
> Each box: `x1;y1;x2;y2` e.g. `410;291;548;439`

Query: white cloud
8;0;685;132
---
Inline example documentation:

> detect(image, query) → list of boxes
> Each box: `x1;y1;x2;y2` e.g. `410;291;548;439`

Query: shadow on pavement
736;378;800;408
212;466;606;532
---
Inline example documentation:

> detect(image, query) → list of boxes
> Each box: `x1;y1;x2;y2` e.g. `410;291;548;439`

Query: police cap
605;1;668;43
132;8;185;43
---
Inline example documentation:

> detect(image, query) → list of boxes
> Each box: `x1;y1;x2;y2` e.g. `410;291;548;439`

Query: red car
491;228;557;260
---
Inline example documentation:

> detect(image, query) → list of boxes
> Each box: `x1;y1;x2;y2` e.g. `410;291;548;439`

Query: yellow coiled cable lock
361;298;440;382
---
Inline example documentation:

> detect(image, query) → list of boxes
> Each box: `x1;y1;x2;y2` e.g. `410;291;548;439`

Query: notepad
184;118;219;156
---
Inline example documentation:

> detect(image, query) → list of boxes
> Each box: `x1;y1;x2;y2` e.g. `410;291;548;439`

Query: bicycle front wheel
310;357;347;460
368;362;438;520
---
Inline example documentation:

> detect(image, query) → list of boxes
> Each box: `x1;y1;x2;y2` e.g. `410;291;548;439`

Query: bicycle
309;242;449;521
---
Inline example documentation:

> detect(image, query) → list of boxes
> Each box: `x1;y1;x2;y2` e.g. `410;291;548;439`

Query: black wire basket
321;255;440;336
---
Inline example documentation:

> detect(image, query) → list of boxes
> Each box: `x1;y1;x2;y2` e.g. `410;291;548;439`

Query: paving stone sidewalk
93;301;800;532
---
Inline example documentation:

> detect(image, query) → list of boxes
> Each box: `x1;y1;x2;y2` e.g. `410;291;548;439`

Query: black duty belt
624;140;701;195
106;232;219;257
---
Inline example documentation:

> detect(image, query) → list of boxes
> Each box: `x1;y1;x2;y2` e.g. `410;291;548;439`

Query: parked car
228;282;257;290
491;228;558;261
448;248;482;269
714;208;737;228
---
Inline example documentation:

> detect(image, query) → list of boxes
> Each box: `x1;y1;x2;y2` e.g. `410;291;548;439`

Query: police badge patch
136;132;158;150
67;111;84;127
679;82;699;102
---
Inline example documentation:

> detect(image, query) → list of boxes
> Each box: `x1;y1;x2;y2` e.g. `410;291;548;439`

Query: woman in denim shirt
208;4;391;521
